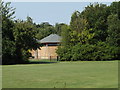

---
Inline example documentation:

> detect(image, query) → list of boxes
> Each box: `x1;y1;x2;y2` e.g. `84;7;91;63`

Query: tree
1;2;16;64
13;19;40;63
109;1;120;19
26;16;33;24
1;2;15;41
56;24;72;61
57;11;95;61
81;3;109;42
70;11;94;45
54;23;66;36
1;2;40;64
35;22;55;40
70;11;89;33
60;24;70;46
57;2;120;61
106;14;120;47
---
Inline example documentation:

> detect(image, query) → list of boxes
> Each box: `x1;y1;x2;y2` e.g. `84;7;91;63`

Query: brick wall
31;46;58;59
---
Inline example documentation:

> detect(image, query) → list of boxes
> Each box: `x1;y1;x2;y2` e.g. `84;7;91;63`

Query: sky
10;2;112;25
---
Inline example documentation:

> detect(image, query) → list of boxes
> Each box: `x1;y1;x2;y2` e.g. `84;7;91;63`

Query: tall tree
70;11;88;33
81;3;109;42
54;23;66;36
13;19;40;63
60;24;71;46
35;22;55;40
109;1;120;19
1;2;40;64
106;14;120;47
26;16;33;24
1;2;16;64
70;11;94;45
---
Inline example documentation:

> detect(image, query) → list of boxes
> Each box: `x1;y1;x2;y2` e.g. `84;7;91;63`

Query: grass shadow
28;59;58;64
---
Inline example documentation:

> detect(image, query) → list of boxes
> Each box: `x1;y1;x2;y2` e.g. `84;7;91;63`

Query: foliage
2;38;16;64
106;14;120;47
13;19;40;63
71;43;94;61
70;11;92;44
1;2;16;64
2;1;120;64
109;1;120;19
70;11;89;33
2;2;40;64
81;3;109;42
70;28;95;44
54;23;66;36
57;42;118;61
57;2;120;61
13;19;40;50
94;42;119;60
60;24;71;46
35;22;56;40
56;46;72;61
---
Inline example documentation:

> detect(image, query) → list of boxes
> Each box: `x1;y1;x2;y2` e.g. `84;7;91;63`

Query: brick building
31;34;61;59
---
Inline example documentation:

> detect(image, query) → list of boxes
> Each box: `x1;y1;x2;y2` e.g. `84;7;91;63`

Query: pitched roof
38;34;61;43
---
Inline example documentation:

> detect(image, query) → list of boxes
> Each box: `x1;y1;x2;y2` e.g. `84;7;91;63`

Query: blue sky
11;2;112;25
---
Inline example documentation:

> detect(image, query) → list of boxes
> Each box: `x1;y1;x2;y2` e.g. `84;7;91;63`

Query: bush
71;42;119;61
2;38;16;64
93;42;118;60
57;42;119;61
71;43;95;61
56;46;72;61
19;49;31;64
2;38;31;65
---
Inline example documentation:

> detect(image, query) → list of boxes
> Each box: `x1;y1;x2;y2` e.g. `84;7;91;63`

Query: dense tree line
1;2;120;64
1;2;41;64
1;2;66;64
57;2;120;61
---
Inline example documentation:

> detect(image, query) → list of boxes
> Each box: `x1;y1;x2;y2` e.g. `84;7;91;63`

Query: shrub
56;46;72;61
71;43;95;61
71;42;118;61
2;38;16;64
57;42;119;61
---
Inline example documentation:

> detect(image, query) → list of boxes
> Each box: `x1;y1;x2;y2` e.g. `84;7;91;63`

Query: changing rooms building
31;34;61;59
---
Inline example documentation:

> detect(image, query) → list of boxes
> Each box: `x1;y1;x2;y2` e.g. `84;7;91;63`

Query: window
48;43;59;46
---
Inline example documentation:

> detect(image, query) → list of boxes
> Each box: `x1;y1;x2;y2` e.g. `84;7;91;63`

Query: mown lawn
2;60;118;88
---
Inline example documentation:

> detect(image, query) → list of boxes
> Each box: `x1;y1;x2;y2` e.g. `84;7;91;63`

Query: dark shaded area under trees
1;1;120;64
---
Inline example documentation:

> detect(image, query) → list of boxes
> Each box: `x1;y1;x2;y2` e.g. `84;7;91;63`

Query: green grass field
2;60;118;88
